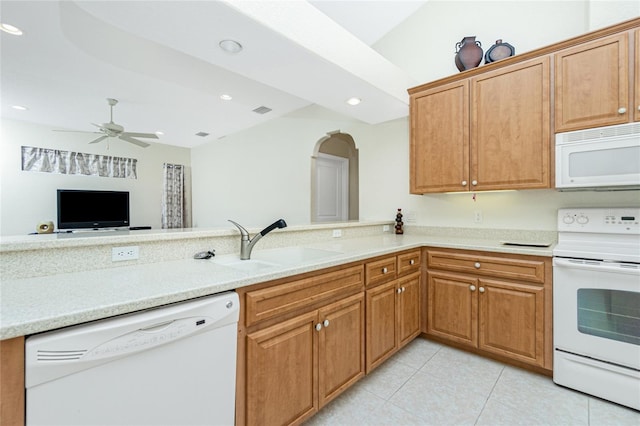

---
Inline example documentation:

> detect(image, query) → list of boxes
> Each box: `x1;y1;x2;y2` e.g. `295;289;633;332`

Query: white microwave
555;122;640;191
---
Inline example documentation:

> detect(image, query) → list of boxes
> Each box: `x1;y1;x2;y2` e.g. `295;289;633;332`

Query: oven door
553;257;640;370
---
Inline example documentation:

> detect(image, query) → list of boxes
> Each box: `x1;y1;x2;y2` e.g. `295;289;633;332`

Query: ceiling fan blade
88;135;109;144
121;132;159;139
53;129;102;134
120;135;150;148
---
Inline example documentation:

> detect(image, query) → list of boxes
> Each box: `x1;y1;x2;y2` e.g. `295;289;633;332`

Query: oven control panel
558;208;640;234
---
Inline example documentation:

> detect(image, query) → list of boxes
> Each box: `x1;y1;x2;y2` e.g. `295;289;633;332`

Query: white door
315;153;348;222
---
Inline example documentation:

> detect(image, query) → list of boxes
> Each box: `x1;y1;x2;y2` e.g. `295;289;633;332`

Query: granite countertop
0;233;554;340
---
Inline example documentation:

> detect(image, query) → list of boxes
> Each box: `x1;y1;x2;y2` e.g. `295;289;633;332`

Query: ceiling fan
54;98;158;148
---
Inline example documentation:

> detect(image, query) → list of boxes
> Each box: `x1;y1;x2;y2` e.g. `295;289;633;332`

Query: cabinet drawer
427;250;545;284
397;250;421;277
365;256;397;287
245;265;364;327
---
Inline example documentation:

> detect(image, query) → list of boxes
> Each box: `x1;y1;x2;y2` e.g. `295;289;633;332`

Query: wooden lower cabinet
244;293;364;426
426;249;551;370
366;272;421;372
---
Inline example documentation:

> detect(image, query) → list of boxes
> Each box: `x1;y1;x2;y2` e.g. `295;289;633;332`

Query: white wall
0;119;191;236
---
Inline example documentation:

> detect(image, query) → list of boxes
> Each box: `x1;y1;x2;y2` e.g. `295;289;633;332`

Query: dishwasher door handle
83;316;211;362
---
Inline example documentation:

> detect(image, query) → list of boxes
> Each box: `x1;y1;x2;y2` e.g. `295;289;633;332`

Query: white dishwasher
25;292;239;426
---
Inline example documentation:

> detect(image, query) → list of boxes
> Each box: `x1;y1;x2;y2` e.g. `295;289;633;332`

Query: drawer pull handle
479;287;485;293
315;323;323;331
474;262;481;269
382;267;388;274
323;319;330;327
470;285;476;291
409;259;415;265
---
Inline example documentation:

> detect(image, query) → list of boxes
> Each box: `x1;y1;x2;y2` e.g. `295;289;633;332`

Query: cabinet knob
315;323;323;331
462;180;468;186
323;319;330;327
382;267;388;274
474;262;481;269
409;259;415;265
637;105;640;111
471;180;478;186
479;287;485;293
401;287;406;292
618;107;627;114
470;285;476;291
397;287;402;294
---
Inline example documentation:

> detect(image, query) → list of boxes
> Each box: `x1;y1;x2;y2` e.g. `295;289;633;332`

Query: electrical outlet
112;246;139;261
474;211;483;223
382;225;390;232
332;229;342;238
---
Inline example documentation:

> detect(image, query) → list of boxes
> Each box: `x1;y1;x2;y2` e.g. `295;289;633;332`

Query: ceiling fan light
1;23;23;36
219;39;243;54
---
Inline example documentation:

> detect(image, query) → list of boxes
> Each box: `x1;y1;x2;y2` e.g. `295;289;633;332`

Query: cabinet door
555;33;629;131
410;80;470;193
246;311;318;426
318;293;365;408
635;29;640;123
398;273;421;348
471;57;550;190
427;271;477;347
477;279;545;367
365;280;398;372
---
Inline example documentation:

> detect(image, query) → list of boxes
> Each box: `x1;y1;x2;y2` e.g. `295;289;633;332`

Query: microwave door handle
554;258;640;275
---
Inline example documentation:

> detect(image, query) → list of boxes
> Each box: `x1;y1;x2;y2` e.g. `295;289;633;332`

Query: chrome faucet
228;219;287;260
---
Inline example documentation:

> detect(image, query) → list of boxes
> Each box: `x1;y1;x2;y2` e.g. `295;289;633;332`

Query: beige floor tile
488;366;589;424
419;346;504;396
392;338;444;370
589;397;640;426
389;369;487;424
358;358;418;400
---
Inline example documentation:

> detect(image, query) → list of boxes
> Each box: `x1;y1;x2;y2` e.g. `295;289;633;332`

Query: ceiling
0;1;425;148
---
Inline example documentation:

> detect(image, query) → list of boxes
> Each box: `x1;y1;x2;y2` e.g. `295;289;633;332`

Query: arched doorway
311;131;359;222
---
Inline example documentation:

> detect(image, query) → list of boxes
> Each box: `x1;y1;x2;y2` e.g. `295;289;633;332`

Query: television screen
57;189;130;230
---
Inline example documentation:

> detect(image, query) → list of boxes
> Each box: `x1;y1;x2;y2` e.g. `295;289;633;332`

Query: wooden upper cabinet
471;57;551;190
635;29;640;122
410;80;469;193
555;33;630;132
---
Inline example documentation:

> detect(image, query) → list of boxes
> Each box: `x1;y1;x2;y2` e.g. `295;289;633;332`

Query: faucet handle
228;220;249;239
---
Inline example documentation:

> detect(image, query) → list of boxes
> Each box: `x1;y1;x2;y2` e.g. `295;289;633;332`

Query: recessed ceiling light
346;97;361;106
219;39;243;54
155;131;164;136
0;23;23;36
220;94;233;101
12;105;28;111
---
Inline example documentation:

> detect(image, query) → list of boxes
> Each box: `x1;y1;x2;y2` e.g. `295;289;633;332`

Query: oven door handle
554;258;640;275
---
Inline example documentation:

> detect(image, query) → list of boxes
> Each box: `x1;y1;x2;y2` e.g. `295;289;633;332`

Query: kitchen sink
215;257;279;272
251;246;343;266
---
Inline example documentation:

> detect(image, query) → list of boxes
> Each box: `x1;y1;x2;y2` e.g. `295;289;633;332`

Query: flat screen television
57;189;130;230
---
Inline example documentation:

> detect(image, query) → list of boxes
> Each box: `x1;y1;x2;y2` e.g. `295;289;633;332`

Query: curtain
21;146;137;179
162;163;185;229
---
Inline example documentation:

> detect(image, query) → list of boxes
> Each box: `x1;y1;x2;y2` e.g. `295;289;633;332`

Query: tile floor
305;338;640;426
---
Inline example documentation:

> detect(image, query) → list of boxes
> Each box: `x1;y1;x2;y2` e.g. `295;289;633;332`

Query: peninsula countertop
0;232;555;340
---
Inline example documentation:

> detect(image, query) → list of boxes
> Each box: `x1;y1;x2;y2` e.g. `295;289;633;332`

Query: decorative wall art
21;146;137;179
